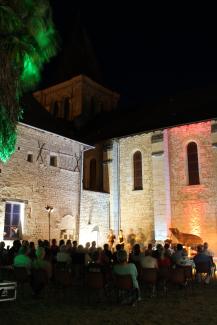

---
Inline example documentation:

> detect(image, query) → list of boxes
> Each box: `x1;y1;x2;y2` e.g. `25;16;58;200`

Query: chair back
170;268;185;285
31;268;48;286
141;268;157;284
86;271;104;289
115;274;133;290
182;265;193;279
196;262;210;273
14;267;29;284
158;266;171;281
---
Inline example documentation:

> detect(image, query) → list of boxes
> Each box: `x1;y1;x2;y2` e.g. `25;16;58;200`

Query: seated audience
13;246;32;272
140;250;158;269
56;245;72;264
113;249;141;301
193;245;212;284
171;244;184;265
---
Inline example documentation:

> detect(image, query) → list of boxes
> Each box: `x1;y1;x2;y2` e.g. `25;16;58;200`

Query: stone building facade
0;123;89;244
81;119;217;253
2;75;217;254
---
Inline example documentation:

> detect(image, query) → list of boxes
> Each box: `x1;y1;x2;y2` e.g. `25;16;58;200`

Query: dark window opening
187;142;200;185
133;151;143;190
27;154;33;163
50;156;57;167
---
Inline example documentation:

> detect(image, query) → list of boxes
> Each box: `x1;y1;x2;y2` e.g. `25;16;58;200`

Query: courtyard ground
0;280;217;325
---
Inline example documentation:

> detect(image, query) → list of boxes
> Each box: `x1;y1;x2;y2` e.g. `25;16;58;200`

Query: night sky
41;2;217;108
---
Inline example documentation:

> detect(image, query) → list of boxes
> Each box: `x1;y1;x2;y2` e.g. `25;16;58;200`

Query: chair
140;268;157;297
169;267;189;296
85;271;105;303
114;274;137;304
31;268;49;298
158;266;171;295
14;267;30;297
14;267;29;284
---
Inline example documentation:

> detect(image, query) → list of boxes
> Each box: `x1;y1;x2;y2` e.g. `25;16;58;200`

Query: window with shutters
133;151;143;190
187;142;200;185
89;158;97;190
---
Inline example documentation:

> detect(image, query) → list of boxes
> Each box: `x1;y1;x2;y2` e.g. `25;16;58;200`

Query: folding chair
140;268;157;297
114;274;137;304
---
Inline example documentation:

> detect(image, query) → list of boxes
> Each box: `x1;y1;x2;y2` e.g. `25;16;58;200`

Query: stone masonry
0;123;84;243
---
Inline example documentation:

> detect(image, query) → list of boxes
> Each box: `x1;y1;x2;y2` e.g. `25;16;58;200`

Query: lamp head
45;205;53;213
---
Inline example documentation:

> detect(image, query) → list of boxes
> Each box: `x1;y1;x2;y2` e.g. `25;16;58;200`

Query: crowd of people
0;237;215;301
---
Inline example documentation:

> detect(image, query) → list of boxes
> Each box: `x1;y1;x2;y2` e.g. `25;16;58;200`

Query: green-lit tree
0;0;58;162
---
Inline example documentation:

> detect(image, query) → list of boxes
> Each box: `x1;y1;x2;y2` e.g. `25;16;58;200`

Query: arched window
187;142;200;185
133;151;143;190
89;158;97;190
63;97;70;120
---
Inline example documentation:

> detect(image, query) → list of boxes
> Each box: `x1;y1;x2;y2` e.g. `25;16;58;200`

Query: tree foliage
0;0;58;162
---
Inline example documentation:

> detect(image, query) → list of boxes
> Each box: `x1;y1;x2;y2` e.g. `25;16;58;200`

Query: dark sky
41;1;217;107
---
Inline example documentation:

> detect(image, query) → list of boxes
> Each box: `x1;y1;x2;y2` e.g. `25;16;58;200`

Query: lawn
0;281;217;325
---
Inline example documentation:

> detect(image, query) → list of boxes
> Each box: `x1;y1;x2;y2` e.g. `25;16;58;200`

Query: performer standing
107;229;116;250
118;229;124;247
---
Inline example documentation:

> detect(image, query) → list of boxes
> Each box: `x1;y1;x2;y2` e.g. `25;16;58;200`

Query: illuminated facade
1;75;217;254
81;120;217;254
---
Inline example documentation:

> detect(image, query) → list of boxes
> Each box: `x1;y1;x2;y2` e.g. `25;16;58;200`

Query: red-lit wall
168;121;217;253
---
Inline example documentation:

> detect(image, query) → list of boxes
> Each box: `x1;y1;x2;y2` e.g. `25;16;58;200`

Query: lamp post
45;205;53;244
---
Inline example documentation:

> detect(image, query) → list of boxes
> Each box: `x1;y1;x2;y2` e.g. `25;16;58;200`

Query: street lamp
45;205;54;244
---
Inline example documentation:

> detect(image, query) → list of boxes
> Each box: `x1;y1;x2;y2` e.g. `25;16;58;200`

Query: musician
118;229;124;246
107;229;116;249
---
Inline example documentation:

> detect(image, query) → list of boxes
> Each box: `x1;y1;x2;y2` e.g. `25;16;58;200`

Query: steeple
56;10;102;84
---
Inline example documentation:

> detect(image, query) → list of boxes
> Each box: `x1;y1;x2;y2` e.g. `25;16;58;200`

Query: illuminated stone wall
79;190;110;246
118;134;155;244
0;123;83;243
168;121;217;253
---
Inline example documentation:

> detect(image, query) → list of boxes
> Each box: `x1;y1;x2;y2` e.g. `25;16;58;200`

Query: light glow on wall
183;200;205;237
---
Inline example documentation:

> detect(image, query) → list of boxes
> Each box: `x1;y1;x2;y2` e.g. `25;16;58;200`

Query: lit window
4;202;22;240
133;151;143;190
187;142;200;185
50;155;57;167
27;153;33;163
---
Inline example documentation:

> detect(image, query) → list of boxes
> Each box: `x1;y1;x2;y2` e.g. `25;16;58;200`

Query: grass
1;281;217;325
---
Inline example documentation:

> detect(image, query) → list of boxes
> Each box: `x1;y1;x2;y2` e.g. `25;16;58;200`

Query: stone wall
118;134;155;245
168;121;217;253
79;190;110;246
0;123;83;243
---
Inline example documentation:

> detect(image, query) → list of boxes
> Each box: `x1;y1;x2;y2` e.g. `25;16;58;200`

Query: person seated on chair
140;249;158;269
203;242;216;276
31;247;51;297
32;247;52;279
13;246;32;273
193;245;212;284
113;249;140;299
56;245;72;265
171;244;184;266
178;249;195;268
129;244;142;263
